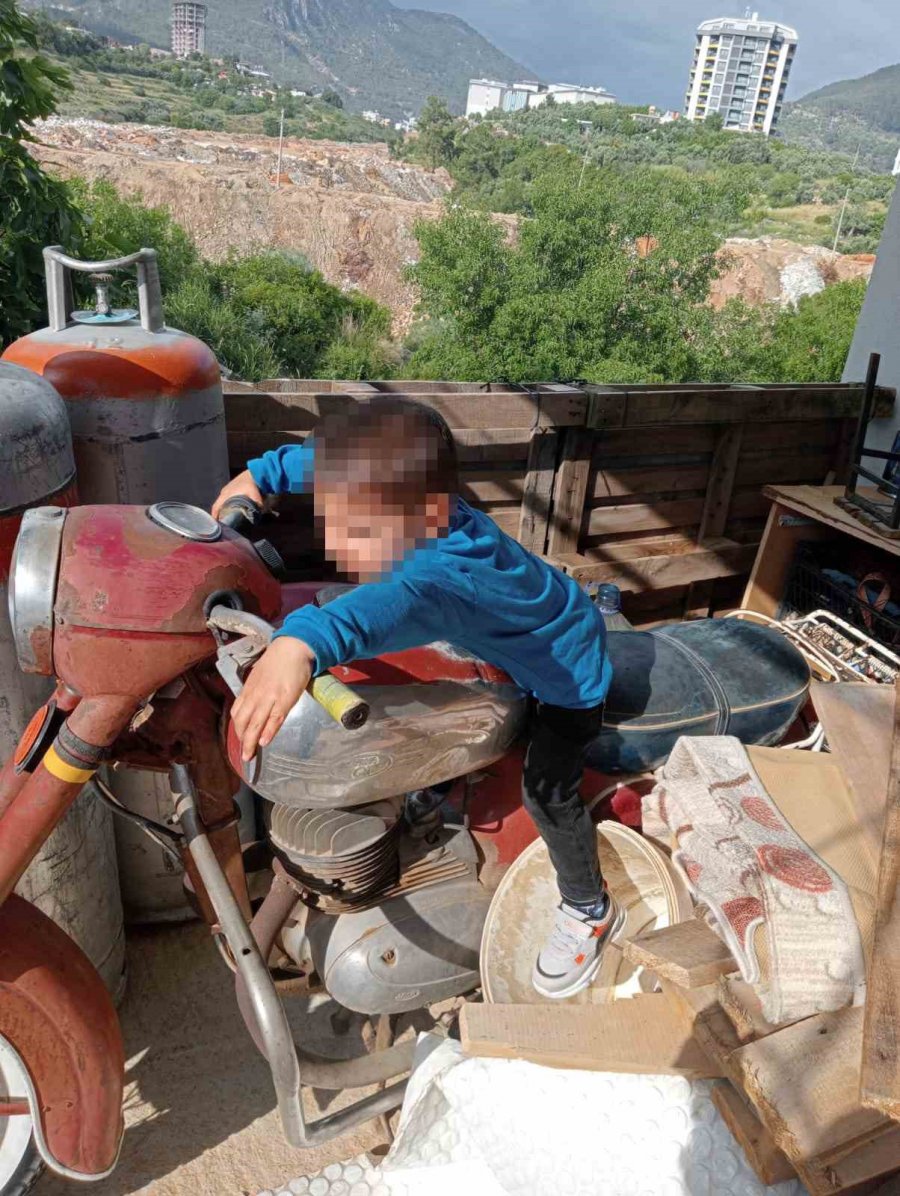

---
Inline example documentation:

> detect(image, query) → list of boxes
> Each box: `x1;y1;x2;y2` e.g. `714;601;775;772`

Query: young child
212;398;621;999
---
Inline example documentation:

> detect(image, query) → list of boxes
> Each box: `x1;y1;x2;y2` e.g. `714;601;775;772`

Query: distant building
631;105;682;127
171;1;206;58
684;13;797;135
465;78;616;118
235;62;273;80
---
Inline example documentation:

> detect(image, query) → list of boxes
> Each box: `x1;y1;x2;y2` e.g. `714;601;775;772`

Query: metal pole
275;107;285;188
832;141;862;254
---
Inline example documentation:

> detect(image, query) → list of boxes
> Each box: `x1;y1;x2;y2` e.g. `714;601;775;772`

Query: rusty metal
0;695;138;904
0;894;124;1178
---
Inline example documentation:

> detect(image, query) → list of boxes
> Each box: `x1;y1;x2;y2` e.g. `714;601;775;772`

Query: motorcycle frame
0;666;412;1182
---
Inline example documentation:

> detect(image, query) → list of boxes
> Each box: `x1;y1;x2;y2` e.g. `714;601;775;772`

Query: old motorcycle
0;496;810;1191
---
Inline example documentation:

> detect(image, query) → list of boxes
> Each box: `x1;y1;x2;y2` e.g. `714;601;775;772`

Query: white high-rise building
684;13;797;135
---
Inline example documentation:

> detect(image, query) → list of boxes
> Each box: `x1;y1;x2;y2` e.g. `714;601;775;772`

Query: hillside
780;64;900;173
24;0;530;116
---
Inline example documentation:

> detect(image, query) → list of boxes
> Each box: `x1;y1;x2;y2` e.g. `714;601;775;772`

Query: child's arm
211;442;315;519
231;573;468;760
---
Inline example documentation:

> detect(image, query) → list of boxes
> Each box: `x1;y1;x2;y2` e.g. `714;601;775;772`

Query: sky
399;0;899;110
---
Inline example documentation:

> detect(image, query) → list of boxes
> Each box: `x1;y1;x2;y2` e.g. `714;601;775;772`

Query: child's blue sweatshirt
248;443;612;709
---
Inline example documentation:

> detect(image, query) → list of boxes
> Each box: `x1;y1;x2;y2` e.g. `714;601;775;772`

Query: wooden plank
587;497;707;537
547;428;594;555
742;420;843;452
711;1081;798;1185
737;451;835;488
517;429;560;553
590;462;710;500
593;425;719;459
812;682;894;865
716;976;805;1044
459;995;720;1078
762;486;900;560
551;540;757;591
861;684;900;1122
730;1008;891;1180
622;920;737;988
224;390;586;430
581;385;894;428
700;425;745;541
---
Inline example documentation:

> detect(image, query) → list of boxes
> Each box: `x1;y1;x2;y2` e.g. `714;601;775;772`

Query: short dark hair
313;398;459;498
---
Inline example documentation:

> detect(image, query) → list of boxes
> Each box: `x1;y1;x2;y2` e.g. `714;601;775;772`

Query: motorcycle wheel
0;1040;42;1196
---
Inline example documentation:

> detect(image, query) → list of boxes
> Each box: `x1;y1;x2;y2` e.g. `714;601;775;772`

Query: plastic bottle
594;583;634;632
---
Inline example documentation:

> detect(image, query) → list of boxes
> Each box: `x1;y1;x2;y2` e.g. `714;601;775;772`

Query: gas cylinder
2;245;229;507
3;245;231;922
0;361;125;998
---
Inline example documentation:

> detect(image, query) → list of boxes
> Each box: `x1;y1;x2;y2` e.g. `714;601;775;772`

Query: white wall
466;81;504;117
843;180;900;454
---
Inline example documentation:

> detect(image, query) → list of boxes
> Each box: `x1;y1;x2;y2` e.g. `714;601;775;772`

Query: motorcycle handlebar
217;495;264;535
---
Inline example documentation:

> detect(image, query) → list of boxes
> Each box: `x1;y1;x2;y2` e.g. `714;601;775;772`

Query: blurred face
317;485;449;581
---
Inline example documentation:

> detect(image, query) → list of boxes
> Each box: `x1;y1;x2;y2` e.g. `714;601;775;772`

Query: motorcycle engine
273;798;492;1015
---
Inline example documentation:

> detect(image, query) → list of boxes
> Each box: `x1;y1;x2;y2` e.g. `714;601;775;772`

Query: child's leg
521;700;605;905
524;700;624;999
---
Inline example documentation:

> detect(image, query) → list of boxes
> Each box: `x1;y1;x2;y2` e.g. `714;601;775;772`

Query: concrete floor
36;921;397;1196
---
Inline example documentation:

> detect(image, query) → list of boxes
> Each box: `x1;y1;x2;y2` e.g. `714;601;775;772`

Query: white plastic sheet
264;1034;807;1196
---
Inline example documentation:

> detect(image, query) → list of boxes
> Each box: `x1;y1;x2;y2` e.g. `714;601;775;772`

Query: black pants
521;700;605;906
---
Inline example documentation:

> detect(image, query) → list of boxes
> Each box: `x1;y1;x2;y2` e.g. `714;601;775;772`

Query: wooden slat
459;469;525;504
587;497;707;537
551;539;757;590
590;462;710;501
517;429;559;553
736;452;834;488
742;420;844;451
224;390;586;430
812;682;894;864
622;920;737;988
459;995;720;1078
700;425;745;541
711;1081;798;1185
547;428;594;555
583;385;894;429
730;1008;892;1182
593;425;719;459
861;684;900;1122
717;976;802;1044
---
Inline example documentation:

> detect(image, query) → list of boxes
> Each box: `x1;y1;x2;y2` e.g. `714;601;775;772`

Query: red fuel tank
9;503;282;700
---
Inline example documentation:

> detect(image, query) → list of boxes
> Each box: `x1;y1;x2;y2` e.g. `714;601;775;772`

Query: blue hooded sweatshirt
248;443;611;709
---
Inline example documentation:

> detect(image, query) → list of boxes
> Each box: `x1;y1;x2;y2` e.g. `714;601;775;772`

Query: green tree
770;278;868;381
0;0;82;345
416;96;458;170
320;88;343;110
406;169;747;382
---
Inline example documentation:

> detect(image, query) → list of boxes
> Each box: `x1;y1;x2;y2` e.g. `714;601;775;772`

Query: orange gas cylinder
2;246;229;508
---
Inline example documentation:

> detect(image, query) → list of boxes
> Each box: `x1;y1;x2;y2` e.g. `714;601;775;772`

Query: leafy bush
1;0;82;345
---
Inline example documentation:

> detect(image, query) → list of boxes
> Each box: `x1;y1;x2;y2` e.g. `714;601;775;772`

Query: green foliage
66;177;198;289
405;170;748;383
319;88;343;110
415;96;458;170
0;0;82;345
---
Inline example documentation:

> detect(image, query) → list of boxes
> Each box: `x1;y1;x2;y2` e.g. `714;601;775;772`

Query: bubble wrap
263;1035;807;1196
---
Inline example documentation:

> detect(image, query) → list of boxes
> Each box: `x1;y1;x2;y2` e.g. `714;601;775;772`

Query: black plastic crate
780;543;900;649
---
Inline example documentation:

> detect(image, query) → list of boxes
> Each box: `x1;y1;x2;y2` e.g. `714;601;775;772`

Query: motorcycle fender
0;895;124;1180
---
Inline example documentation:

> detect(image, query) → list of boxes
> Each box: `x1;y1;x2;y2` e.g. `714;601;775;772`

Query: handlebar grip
309;673;370;730
218;495;264;535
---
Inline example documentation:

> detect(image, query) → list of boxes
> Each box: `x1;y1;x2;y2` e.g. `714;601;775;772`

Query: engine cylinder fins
269;801;403;904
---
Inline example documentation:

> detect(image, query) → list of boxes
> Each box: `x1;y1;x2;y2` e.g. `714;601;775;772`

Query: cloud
399;0;899;109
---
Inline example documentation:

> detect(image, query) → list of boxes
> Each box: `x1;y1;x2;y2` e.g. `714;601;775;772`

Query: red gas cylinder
0;361;125;997
2;246;229;508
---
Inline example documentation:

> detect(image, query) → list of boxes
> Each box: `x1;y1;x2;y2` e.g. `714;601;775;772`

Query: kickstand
367;1013;396;1162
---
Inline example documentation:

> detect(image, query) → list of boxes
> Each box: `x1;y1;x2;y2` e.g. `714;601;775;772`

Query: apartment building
684;13;797;135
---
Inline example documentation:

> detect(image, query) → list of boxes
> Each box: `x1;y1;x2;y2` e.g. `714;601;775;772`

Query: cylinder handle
43;245;164;334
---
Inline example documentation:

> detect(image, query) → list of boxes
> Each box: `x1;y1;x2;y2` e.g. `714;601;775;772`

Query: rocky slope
32;120;875;333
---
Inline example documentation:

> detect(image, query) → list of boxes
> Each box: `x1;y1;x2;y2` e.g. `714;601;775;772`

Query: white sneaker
532;891;625;1000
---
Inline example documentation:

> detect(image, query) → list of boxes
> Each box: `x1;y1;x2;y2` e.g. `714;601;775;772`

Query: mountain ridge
24;0;531;115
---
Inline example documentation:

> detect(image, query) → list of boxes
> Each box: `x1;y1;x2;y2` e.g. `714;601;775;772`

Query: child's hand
212;470;264;521
231;638;316;761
